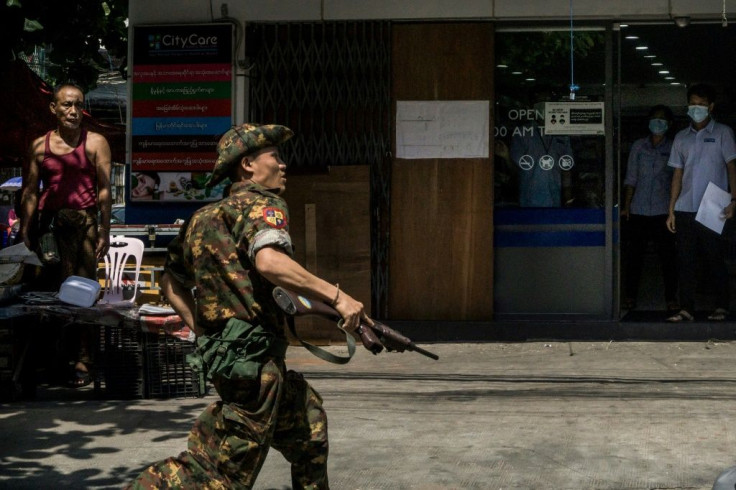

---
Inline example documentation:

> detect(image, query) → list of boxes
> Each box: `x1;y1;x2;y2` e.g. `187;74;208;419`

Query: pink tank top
39;129;97;211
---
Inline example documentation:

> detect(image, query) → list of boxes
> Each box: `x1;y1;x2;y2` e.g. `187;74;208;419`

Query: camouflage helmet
206;123;294;187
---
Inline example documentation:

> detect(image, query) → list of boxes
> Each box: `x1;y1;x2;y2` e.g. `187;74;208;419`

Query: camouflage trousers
126;358;329;489
37;208;99;290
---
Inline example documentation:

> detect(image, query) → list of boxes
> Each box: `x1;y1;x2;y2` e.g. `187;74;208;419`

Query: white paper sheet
696;181;731;234
138;304;177;315
396;100;489;159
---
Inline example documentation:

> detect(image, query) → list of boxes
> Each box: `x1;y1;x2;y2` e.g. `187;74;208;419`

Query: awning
0;176;22;191
0;176;42;192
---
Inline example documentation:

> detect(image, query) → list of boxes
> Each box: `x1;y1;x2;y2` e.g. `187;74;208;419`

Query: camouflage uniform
128;125;330;489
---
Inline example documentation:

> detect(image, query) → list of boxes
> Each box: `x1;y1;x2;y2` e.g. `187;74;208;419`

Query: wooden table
0;292;196;401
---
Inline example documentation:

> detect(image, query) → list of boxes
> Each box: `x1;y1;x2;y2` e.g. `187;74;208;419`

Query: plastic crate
95;324;144;399
0;326;18;401
0;324;35;401
144;331;206;398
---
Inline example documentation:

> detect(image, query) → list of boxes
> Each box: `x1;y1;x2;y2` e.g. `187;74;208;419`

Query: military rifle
272;286;439;361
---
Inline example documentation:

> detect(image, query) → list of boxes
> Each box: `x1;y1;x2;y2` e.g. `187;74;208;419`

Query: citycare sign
131;24;233;202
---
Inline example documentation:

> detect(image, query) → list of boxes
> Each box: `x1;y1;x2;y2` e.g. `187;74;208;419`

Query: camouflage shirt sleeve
244;198;293;263
248;229;292;263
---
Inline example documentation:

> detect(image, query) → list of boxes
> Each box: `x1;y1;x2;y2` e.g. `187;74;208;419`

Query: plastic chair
99;235;145;304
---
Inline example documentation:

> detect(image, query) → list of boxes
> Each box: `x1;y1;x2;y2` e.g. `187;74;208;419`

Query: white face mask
648;118;668;135
687;105;710;124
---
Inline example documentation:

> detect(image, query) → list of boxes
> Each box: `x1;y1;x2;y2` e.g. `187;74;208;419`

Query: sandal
666;310;694;323
708;308;729;322
68;370;92;388
68;361;92;388
666;301;680;315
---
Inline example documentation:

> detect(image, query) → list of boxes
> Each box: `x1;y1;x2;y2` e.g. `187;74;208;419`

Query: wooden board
389;22;494;320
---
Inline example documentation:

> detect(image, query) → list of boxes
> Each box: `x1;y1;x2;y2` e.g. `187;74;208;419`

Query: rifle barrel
409;342;440;360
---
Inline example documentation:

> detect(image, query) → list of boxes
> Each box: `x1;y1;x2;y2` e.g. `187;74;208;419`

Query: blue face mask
687;105;710;124
648;118;668;135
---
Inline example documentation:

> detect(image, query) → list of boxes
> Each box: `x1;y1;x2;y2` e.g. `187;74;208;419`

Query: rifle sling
287;317;355;364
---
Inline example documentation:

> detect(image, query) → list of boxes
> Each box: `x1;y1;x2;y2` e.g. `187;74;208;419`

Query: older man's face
51;86;85;130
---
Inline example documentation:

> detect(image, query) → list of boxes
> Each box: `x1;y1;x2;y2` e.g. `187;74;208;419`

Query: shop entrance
493;24;736;322
616;23;736;320
493;27;612;320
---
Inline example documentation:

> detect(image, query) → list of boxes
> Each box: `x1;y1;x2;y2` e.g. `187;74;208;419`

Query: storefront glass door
493;27;612;319
616;23;736;319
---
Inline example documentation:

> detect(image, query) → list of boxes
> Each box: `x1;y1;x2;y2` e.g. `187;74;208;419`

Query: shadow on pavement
0;385;210;489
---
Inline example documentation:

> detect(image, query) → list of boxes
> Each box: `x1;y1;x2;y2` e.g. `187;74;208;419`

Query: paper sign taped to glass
543;101;605;135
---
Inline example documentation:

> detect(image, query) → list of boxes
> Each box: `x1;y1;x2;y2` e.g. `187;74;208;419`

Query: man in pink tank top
21;83;112;387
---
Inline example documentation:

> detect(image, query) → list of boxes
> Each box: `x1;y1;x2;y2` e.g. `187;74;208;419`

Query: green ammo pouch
196;317;289;383
185;351;207;397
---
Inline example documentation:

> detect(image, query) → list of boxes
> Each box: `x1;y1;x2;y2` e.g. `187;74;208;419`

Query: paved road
2;341;736;489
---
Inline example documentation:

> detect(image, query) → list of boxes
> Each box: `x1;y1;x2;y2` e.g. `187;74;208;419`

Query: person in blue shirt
510;101;574;208
621;105;678;313
666;83;736;322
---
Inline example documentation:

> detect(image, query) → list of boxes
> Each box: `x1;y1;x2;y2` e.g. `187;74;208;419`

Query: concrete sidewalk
2;340;736;489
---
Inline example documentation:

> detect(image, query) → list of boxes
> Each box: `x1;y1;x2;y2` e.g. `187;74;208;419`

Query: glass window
494;30;606;209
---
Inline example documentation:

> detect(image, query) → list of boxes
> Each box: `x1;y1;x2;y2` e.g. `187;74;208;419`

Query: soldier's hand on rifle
332;286;373;335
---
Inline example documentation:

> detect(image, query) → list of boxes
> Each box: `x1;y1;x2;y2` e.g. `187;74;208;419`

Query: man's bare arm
88;132;112;258
254;246;370;332
21;136;44;248
666;167;683;233
724;160;736;219
160;272;200;336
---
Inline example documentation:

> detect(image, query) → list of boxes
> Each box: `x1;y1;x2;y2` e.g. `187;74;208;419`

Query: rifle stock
272;287;439;360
